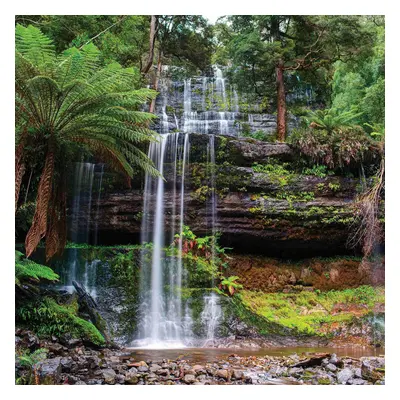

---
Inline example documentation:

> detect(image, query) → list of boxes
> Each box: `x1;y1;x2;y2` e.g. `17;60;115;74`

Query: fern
15;251;59;286
15;24;161;259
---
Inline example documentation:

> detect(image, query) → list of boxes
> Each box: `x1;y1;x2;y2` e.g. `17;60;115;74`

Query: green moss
16;297;106;346
239;286;384;336
15;251;59;286
318;378;331;385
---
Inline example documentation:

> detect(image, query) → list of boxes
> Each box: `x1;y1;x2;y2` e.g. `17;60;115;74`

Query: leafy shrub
15;251;59;286
252;161;294;186
302;165;333;178
171;225;231;287
15;348;48;385
289;126;378;169
16;297;105;346
219;276;243;296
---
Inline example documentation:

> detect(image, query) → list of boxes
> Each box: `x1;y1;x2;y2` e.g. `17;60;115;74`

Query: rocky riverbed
15;330;385;385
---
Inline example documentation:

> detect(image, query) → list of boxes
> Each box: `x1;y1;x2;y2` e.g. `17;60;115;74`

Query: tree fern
15;24;161;259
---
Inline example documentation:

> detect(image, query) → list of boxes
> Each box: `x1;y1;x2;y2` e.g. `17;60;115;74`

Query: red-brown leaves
25;145;55;257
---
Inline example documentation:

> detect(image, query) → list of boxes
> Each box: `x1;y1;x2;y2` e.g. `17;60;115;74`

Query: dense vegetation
14;15;385;386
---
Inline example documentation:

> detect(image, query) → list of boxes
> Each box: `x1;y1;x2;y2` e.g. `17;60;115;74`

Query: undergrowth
240;286;384;336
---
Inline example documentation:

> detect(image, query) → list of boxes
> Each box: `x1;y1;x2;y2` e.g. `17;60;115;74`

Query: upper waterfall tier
151;66;303;137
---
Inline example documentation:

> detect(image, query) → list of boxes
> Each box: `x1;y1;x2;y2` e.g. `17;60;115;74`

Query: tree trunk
149;50;162;114
276;60;287;142
25;140;55;257
141;15;157;74
15;138;26;212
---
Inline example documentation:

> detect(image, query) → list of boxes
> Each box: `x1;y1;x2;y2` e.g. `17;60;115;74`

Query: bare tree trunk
15;163;25;212
149;50;162;114
15;138;26;212
141;15;157;74
24;168;33;204
276;60;287;142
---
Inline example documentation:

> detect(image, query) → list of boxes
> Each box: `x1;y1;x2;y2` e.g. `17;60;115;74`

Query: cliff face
73;134;365;258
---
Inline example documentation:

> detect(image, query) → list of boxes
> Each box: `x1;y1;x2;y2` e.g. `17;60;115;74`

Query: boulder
102;368;117;384
337;368;354;384
37;357;62;385
183;374;196;384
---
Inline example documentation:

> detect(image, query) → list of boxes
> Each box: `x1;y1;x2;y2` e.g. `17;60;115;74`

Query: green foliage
302;165;333;178
15;251;59;286
15;348;49;385
252;161;294;186
241;286;384;336
16;297;105;346
328;182;341;192
301;108;364;133
289;126;377;169
220;276;243;296
172;225;231;287
16;24;160;179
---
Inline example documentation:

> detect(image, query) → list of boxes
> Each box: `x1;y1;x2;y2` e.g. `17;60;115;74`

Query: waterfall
157;67;240;136
136;132;194;348
135;68;233;348
201;135;222;345
93;164;104;246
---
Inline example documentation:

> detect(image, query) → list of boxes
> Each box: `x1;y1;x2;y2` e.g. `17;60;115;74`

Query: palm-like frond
16;24;161;258
302;108;364;132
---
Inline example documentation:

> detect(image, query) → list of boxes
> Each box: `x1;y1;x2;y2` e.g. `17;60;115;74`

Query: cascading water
135;67;236;348
201;135;222;345
59;162;104;296
136;132;193;348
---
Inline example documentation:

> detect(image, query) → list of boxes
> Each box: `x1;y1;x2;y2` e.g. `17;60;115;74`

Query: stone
156;369;169;376
337;368;354;384
138;365;149;372
183;374;196;384
102;368;117;384
75;380;87;385
150;364;162;373
125;372;139;384
116;374;125;384
60;357;74;372
216;369;229;380
232;370;244;380
361;359;385;382
37;357;62;385
192;365;206;375
288;367;303;377
325;363;337;372
349;378;367;385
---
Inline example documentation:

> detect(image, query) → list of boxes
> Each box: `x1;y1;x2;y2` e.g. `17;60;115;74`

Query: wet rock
156;369;169;376
150;364;162;373
192;365;206;375
60;357;74;372
102;368;116;384
232;370;244;380
138;365;149;372
288;367;303;378
354;368;362;378
325;363;337;372
216;369;230;380
361;359;385;382
37;357;62;385
348;378;368;385
75;380;87;385
125;373;139;384
183;374;196;384
337;368;354;384
47;343;65;355
116;374;125;384
87;379;104;385
269;365;288;377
